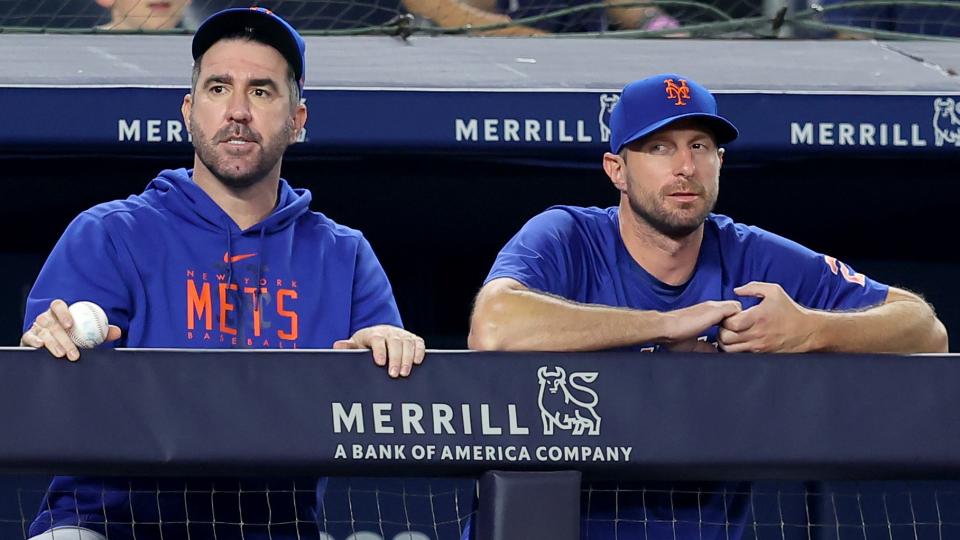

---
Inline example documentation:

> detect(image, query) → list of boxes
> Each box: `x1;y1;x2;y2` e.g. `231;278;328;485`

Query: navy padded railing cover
2;349;958;480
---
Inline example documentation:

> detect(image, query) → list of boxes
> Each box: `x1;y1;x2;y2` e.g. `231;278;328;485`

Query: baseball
67;301;109;348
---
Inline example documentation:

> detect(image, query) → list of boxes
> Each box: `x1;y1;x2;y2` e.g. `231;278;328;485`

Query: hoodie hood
142;168;312;234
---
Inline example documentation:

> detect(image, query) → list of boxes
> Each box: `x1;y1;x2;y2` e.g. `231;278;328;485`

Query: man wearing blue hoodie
21;7;424;540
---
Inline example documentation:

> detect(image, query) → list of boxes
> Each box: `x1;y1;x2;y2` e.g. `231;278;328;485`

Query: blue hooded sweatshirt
25;168;402;539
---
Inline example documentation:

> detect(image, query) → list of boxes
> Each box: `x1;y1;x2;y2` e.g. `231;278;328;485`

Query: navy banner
1;348;959;480
2;88;958;160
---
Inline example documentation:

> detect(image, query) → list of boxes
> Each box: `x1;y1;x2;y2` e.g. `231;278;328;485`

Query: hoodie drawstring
224;224;267;347
225;224;234;291
255;226;266;314
224;223;242;340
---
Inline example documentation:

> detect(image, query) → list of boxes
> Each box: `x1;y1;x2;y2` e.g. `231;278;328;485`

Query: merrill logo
537;366;601;436
789;97;960;149
933;97;960;147
599;94;619;143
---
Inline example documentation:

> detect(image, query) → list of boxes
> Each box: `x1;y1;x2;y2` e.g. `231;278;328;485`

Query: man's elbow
928;318;949;353
468;295;518;351
911;303;948;353
468;309;511;351
916;298;948;353
469;280;532;351
468;323;501;351
889;288;949;353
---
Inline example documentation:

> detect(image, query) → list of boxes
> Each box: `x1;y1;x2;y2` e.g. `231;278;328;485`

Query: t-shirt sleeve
484;208;583;297
746;228;889;311
24;212;134;346
349;236;403;333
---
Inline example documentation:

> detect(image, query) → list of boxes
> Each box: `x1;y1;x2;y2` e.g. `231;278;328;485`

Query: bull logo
664;78;690;106
598;94;620;143
933;97;960;147
537;366;601;436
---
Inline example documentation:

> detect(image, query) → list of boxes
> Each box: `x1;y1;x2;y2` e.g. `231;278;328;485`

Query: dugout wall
1;36;959;349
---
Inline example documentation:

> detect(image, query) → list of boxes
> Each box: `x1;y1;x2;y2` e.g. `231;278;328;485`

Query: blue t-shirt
483;205;889;539
486;206;888;350
26;169;402;540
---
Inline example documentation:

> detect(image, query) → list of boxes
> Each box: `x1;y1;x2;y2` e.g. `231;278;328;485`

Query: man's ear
718;147;725;166
290;102;307;144
181;94;193;133
96;0;115;7
602;152;628;193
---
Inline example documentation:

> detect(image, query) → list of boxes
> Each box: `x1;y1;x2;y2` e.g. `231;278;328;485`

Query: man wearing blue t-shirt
468;73;947;539
470;73;946;355
20;8;424;540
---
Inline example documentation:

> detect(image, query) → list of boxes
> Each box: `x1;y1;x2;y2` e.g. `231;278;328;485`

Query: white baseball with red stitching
67;301;109;349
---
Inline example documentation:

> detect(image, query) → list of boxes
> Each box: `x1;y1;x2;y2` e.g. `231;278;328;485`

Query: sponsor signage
329;364;634;467
5;349;960;479
1;87;957;158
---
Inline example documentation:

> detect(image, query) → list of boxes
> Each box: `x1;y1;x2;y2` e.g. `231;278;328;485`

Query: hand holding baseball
21;299;122;361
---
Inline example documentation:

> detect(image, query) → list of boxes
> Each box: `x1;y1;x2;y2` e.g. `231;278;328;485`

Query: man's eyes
205;86;272;97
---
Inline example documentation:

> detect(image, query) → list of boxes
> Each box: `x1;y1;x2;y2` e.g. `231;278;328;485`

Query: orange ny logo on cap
664;78;690;106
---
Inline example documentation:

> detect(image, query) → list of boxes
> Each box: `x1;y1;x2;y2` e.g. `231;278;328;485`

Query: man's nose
226;92;252;123
674;146;696;176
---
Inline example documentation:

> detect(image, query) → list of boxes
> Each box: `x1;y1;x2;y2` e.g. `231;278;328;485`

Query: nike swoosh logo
223;252;257;263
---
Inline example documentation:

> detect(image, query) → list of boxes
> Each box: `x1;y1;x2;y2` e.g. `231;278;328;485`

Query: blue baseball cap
193;7;306;93
609;73;738;153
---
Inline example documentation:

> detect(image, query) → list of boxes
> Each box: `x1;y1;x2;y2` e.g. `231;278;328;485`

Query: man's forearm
808;295;948;354
469;287;666;351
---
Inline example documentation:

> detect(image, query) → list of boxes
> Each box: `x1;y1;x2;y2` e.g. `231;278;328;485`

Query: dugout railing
1;349;960;540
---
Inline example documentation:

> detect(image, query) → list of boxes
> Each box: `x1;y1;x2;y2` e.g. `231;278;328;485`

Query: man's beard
626;174;717;240
191;117;293;190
